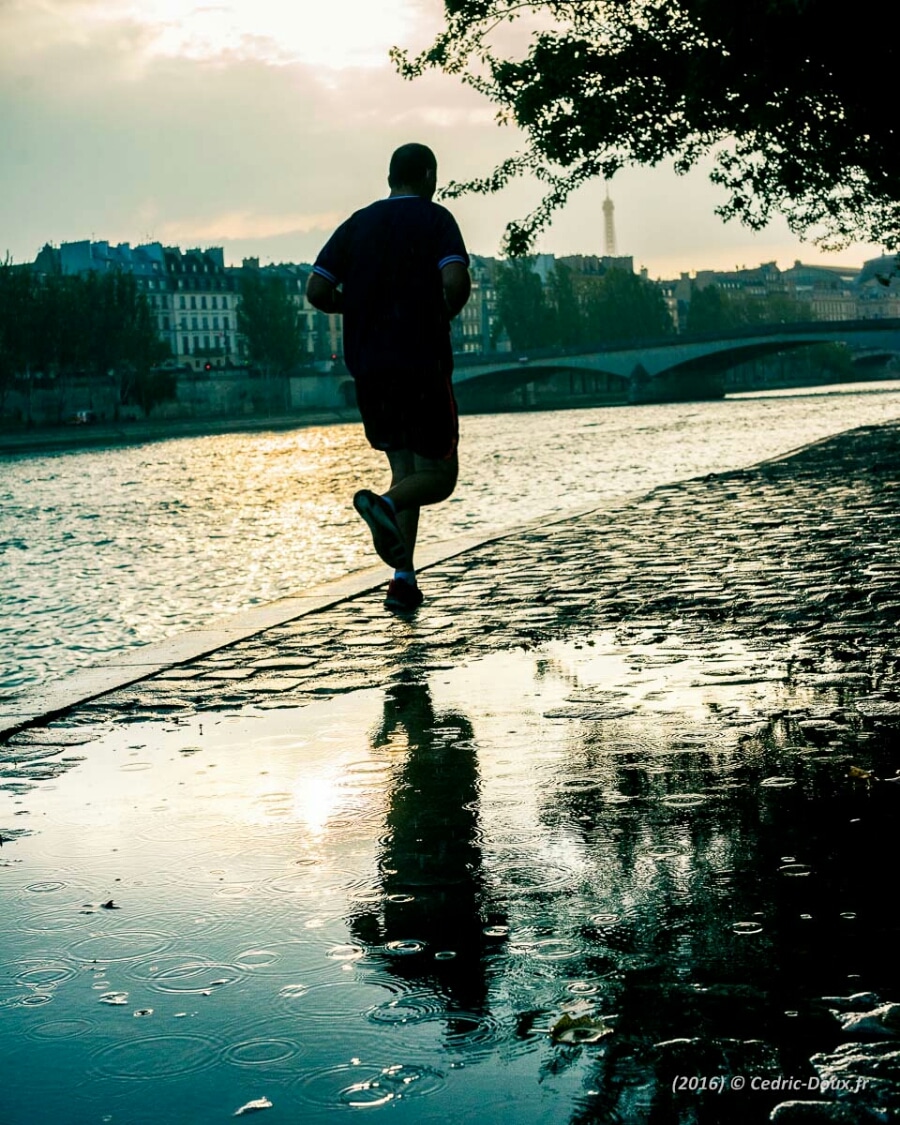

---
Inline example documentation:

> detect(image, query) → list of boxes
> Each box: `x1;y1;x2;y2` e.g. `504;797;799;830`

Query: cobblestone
3;421;900;735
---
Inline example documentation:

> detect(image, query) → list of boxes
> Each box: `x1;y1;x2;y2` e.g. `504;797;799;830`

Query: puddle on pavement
1;630;899;1123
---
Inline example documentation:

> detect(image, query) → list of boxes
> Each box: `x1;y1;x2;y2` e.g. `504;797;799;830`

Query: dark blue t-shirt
312;196;468;382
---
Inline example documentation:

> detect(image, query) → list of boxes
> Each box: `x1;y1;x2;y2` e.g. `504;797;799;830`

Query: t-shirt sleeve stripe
438;254;468;269
312;264;339;284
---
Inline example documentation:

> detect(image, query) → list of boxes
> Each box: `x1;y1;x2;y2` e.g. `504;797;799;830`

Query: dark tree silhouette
0;262;169;417
494;257;555;350
237;271;304;375
393;2;900;255
686;285;814;333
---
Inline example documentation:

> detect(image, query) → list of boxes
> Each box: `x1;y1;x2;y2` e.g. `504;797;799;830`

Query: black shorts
354;367;459;461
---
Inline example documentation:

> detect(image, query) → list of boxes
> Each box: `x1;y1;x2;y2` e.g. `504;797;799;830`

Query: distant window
223;316;230;331
202;317;208;330
192;317;198;330
180;296;186;309
180;318;187;330
201;296;207;309
211;296;217;309
183;337;190;353
203;336;209;350
194;336;200;351
163;316;170;330
213;317;219;330
190;296;196;309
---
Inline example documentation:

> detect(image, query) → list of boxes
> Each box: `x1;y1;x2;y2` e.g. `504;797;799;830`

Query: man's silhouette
307;143;471;613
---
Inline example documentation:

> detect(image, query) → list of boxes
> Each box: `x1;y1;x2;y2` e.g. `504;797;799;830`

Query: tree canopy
237;272;304;375
393;1;899;255
0;262;170;414
686;285;815;334
495;259;672;350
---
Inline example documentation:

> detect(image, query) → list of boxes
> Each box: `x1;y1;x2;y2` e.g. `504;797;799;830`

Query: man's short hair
388;143;437;189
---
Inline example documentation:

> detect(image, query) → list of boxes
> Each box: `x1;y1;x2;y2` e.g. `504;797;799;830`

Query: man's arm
306;271;344;314
441;261;471;318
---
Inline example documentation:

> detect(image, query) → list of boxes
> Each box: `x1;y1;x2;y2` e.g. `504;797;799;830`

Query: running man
306;143;471;612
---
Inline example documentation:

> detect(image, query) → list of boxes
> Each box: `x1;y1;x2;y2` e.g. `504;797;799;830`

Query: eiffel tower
602;186;617;257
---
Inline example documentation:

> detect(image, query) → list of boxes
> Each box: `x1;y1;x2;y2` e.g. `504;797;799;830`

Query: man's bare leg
385;449;458;570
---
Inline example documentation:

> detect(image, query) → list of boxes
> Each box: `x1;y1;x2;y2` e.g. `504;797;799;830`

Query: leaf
234;1098;273;1116
550;1012;611;1044
848;765;875;782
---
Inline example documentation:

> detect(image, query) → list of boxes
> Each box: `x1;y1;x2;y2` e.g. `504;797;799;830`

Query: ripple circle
13;961;78;988
91;1033;224;1080
297;1061;446;1109
26;1018;95;1041
277;978;405;1019
224;1037;298;1067
733;921;764;935
128;956;241;994
69;931;171;964
367;992;445;1026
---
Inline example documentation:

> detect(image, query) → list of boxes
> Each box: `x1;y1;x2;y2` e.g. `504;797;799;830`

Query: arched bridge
452;320;900;405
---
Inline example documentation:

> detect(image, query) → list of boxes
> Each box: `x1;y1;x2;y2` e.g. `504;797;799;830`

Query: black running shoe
384;578;423;613
352;490;407;568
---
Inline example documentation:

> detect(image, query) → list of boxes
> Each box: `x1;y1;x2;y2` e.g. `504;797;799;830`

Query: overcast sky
0;0;884;278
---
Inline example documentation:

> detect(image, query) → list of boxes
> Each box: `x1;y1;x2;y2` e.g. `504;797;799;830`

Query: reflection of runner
306;143;471;613
347;675;499;1013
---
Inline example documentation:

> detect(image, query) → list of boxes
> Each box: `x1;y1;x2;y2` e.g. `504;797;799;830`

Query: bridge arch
452;320;900;405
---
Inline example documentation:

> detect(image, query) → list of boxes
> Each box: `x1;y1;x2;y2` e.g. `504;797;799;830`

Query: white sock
394;570;416;585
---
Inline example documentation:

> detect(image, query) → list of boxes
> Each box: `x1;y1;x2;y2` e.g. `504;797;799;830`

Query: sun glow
114;0;419;67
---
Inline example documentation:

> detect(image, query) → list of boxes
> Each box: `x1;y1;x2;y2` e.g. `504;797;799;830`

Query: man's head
388;143;437;199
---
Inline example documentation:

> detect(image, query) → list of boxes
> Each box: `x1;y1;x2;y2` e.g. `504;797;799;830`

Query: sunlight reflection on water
3;382;900;694
2;631;897;1123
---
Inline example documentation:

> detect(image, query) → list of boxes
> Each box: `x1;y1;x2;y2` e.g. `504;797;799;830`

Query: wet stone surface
44;420;900;727
2;422;900;1124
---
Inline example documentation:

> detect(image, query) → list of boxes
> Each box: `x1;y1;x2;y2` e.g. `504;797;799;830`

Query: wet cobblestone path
59;421;900;723
3;422;900;1125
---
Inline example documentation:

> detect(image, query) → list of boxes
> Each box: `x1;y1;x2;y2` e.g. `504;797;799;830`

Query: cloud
0;1;526;262
159;209;345;243
0;0;435;69
0;0;882;273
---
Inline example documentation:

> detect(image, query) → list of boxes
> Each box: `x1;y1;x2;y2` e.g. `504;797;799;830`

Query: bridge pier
628;364;725;404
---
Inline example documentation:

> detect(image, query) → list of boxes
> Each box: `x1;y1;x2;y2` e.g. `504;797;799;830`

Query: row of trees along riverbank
494;259;819;352
0;261;310;424
0;261;172;418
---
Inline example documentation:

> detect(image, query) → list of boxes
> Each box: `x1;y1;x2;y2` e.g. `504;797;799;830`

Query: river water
3;379;900;699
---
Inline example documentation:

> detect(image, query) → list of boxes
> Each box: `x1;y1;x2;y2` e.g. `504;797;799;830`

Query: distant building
657;273;693;332
853;255;900;320
557;254;635;276
250;260;344;367
164;246;241;371
38;239;184;362
782;261;858;321
692;260;785;301
451;255;503;355
658;258;875;330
